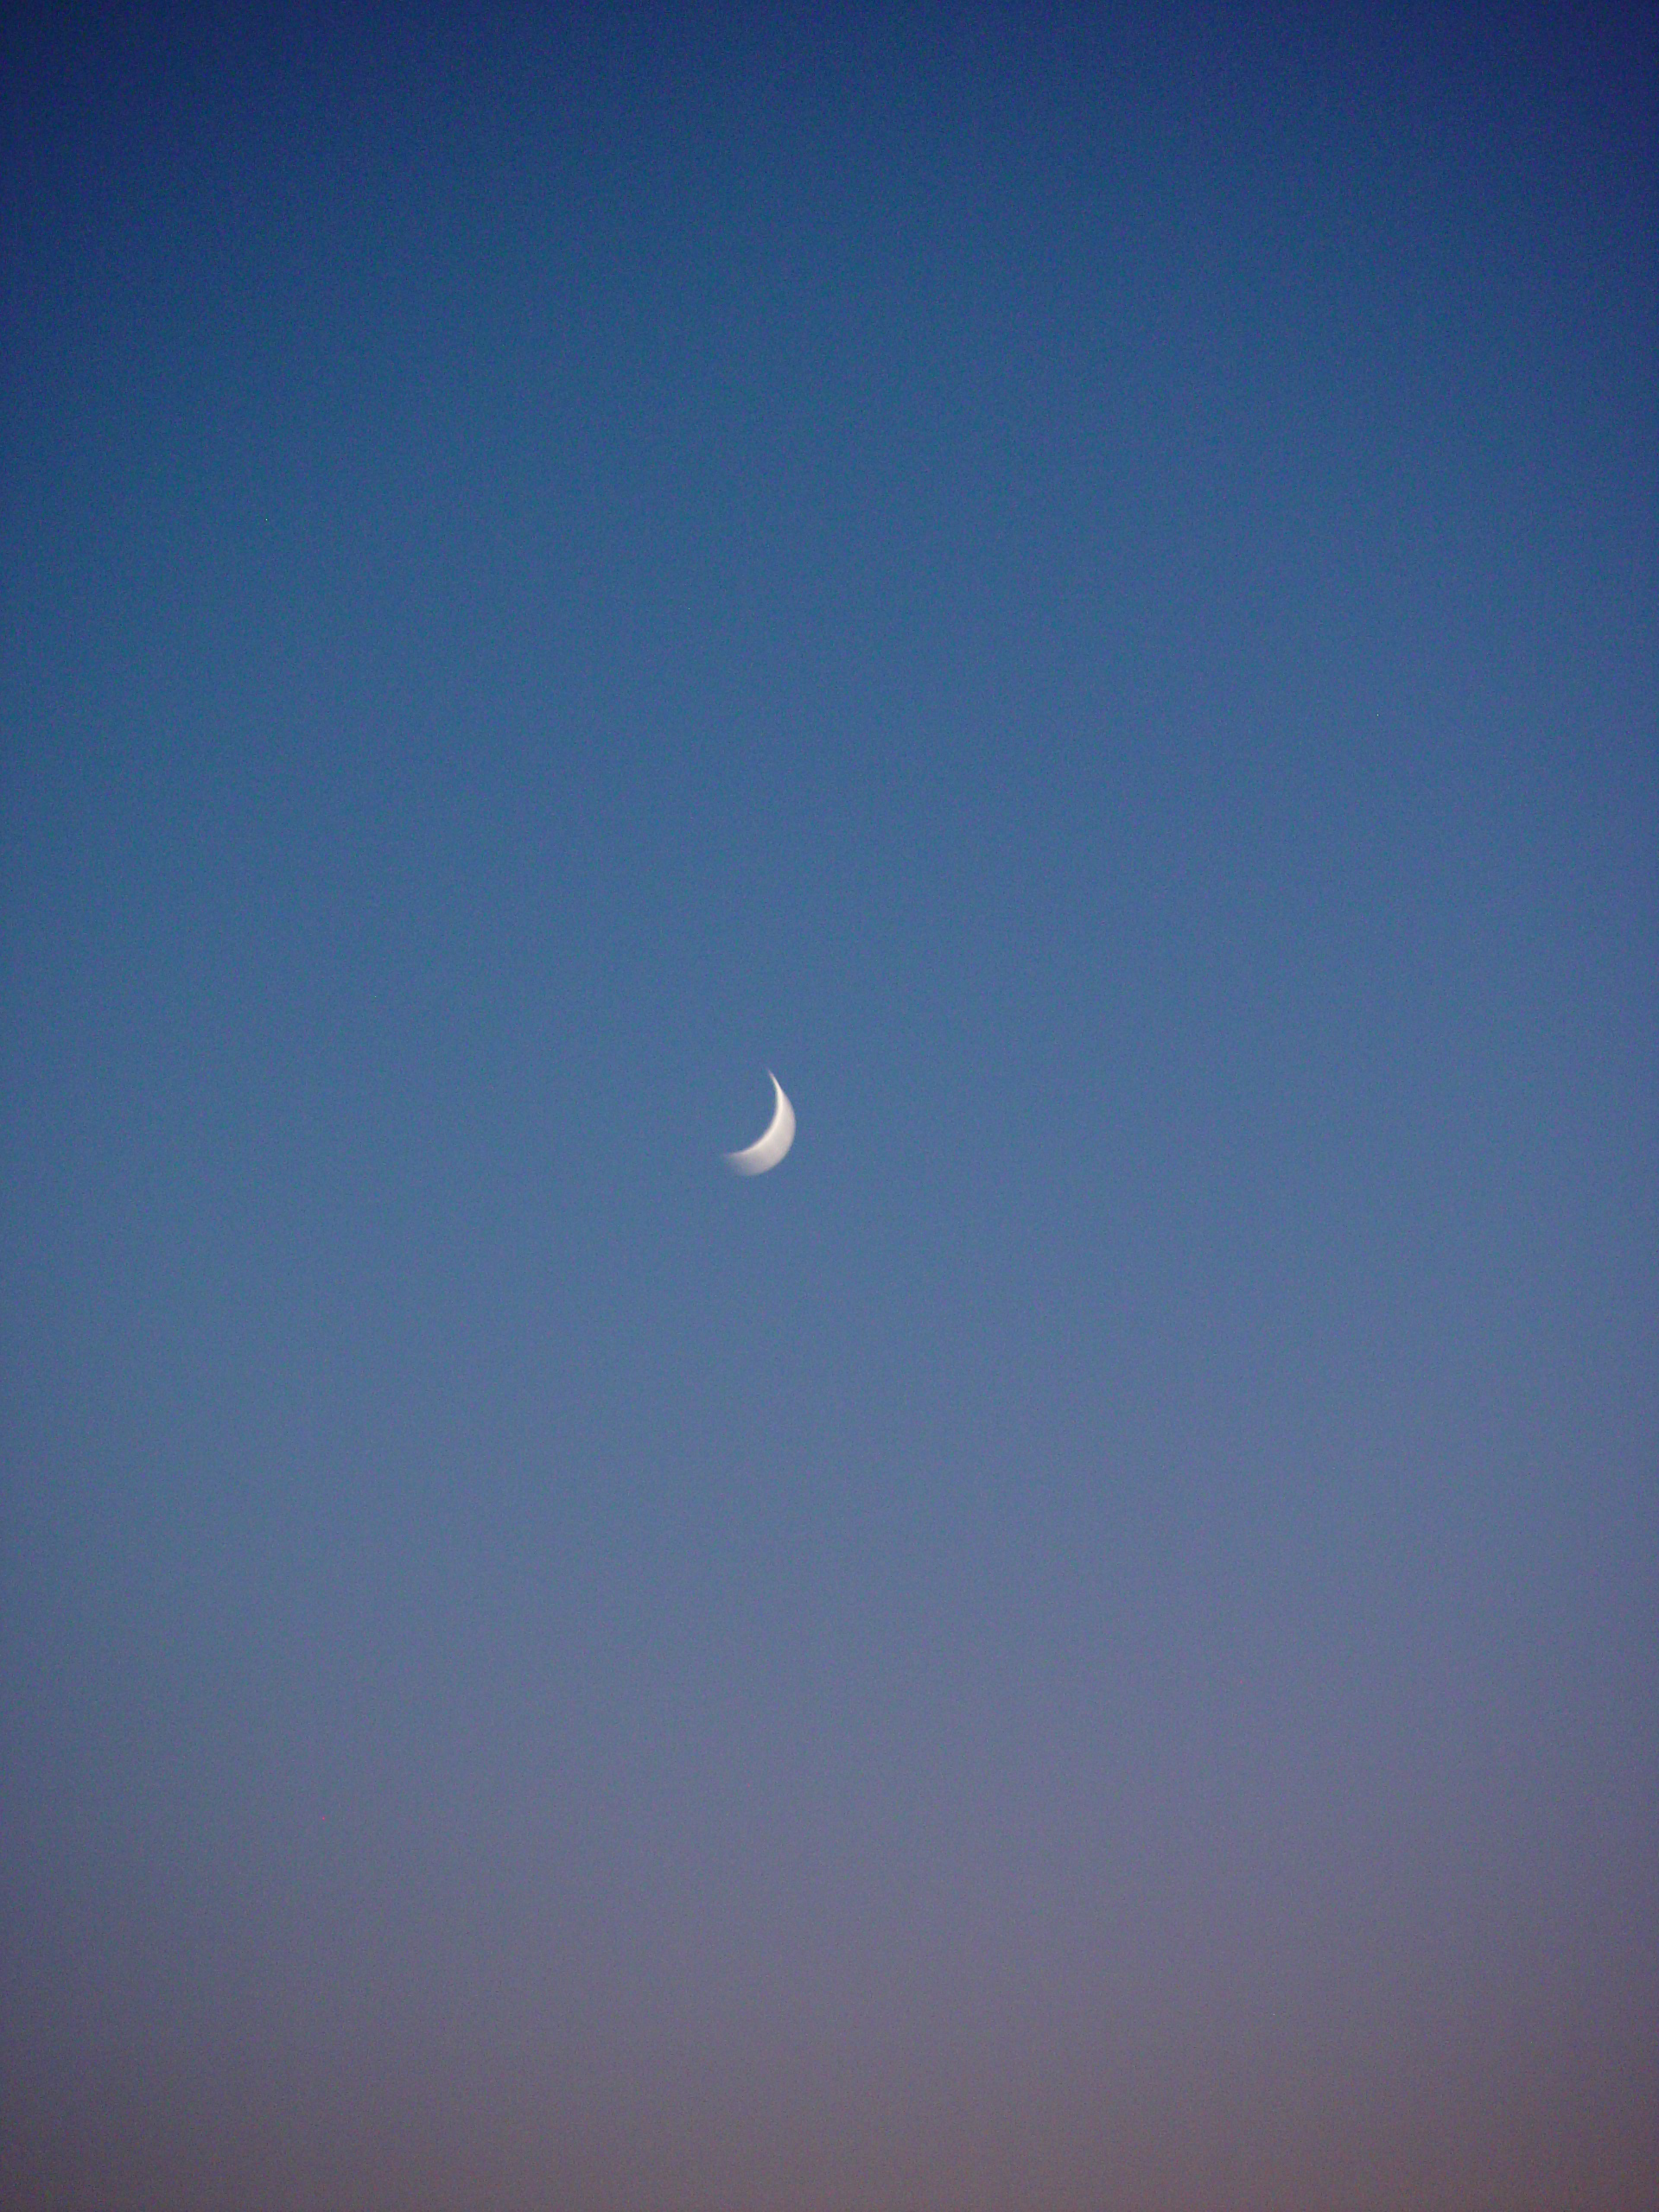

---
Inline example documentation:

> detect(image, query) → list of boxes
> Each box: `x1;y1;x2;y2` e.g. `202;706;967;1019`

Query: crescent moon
725;1071;796;1175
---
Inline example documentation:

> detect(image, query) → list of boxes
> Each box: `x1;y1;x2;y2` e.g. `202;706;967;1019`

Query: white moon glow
725;1071;796;1175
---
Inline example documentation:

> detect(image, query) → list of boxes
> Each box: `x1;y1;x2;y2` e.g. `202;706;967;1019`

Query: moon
725;1071;796;1175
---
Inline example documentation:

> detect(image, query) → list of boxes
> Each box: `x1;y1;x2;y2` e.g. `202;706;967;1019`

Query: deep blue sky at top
3;7;1656;2208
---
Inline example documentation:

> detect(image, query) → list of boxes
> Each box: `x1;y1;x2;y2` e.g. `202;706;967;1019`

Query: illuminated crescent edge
725;1071;795;1174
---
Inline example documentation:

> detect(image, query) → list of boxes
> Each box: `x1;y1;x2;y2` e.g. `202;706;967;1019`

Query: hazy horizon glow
3;7;1655;2208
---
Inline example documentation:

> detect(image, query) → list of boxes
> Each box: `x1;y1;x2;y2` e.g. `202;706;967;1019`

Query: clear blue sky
3;7;1655;2206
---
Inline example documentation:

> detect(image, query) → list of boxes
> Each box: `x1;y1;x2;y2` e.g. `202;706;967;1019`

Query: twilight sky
3;7;1656;2208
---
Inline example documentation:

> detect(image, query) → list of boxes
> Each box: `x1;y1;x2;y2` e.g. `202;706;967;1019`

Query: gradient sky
3;7;1656;2209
